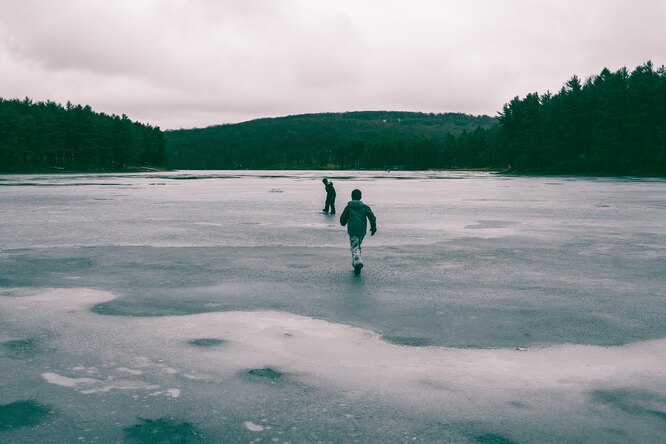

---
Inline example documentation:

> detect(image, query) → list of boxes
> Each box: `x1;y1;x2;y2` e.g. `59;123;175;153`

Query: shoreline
2;167;666;180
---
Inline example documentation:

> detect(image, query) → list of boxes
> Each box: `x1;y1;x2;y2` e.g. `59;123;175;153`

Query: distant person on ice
322;177;336;214
340;189;377;274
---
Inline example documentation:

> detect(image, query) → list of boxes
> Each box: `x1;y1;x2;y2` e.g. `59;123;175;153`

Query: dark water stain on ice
507;401;528;409
247;368;283;380
473;433;517;444
124;417;206;443
2;338;41;358
591;389;666;421
188;338;225;347
0;399;51;431
382;335;432;347
92;300;216;317
417;379;454;392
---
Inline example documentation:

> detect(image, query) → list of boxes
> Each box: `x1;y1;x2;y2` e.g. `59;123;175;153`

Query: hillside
3;63;663;175
165;111;497;169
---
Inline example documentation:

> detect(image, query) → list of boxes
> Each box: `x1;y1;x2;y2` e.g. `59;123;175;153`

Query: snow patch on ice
42;372;100;388
42;372;160;394
244;421;264;432
117;367;143;375
166;388;181;398
0;287;116;312
9;287;666;418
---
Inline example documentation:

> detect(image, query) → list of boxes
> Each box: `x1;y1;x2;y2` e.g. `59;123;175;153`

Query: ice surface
1;171;666;442
1;287;666;442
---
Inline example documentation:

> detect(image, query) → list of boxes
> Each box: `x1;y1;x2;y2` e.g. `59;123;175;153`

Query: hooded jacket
340;199;376;237
324;181;336;197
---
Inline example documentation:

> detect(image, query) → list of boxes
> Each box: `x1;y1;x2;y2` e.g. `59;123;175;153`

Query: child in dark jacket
322;178;336;214
340;189;377;274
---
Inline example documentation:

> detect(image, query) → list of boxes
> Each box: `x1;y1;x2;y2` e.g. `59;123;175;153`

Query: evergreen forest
0;98;165;171
497;61;666;174
1;62;665;175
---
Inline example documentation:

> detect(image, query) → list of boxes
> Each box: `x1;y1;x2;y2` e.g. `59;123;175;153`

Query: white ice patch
166;388;181;398
244;421;264;432
42;372;100;388
0;287;116;312
42;372;159;395
117;367;143;375
7;288;666;420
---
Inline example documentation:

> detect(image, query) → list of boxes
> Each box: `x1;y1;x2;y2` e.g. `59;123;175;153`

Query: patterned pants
349;235;365;267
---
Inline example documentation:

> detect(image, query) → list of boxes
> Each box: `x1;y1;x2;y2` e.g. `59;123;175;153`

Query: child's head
322;178;328;184
351;189;362;200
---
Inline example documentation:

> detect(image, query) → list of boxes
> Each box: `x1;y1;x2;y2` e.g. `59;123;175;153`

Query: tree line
0;98;165;171
166;62;666;175
497;61;666;174
165;111;498;170
2;62;665;174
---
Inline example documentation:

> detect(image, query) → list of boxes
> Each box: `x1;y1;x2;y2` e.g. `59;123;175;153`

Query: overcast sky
1;0;664;130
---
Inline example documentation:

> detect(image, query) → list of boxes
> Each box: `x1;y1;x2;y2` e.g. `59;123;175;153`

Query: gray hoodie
340;200;377;237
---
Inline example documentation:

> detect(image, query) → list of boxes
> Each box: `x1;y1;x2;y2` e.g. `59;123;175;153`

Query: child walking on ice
321;177;336;214
340;189;377;274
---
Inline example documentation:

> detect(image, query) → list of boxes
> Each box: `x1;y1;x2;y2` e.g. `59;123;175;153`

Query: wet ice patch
2;337;42;358
188;338;226;347
382;335;432;347
473;433;517;443
123;418;205;442
0;399;52;431
247;368;283;380
591;389;666;420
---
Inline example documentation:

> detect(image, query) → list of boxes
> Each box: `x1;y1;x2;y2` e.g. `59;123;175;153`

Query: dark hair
322;178;328;184
351;189;362;200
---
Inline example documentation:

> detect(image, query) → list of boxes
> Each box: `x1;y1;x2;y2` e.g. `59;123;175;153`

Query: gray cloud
1;0;665;129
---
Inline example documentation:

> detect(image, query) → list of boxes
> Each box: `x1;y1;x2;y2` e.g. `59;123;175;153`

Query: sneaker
353;263;363;275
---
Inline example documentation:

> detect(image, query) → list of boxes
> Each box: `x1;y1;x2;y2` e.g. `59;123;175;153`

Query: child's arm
340;206;349;226
367;207;377;234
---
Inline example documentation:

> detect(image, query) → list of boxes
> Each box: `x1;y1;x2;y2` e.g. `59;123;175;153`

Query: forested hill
0;98;165;172
166;62;666;175
3;62;664;174
165;112;498;169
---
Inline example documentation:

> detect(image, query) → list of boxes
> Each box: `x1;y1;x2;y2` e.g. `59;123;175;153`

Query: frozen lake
1;170;665;442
